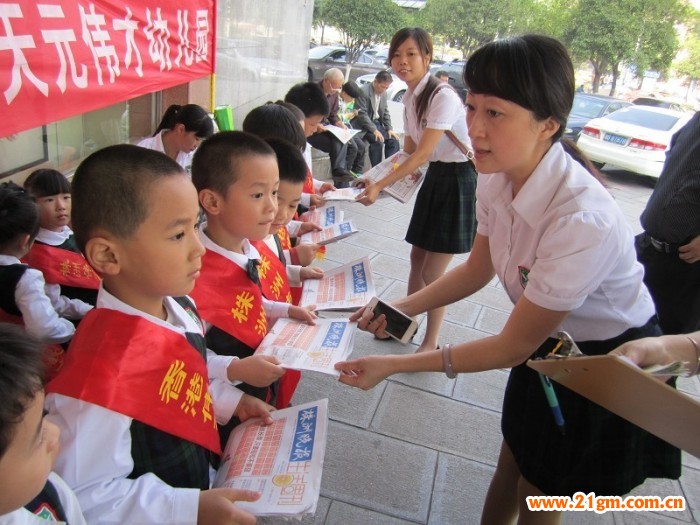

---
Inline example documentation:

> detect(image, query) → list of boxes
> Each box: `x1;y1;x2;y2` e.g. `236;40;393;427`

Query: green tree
675;34;700;98
566;0;686;96
312;0;329;45
418;0;528;57
323;0;405;79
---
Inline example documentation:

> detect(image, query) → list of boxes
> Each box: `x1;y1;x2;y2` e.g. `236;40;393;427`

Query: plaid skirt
405;160;477;254
502;316;681;496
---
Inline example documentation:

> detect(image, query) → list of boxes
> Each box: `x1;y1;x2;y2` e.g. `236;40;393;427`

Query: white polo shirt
402;72;471;163
136;132;194;172
476;142;654;341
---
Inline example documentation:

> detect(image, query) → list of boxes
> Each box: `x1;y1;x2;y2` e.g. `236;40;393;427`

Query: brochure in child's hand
254;317;356;376
213;399;329;517
299;204;344;226
323;124;362;144
300;256;375;311
322;187;363;202
357;151;425;204
299;220;358;245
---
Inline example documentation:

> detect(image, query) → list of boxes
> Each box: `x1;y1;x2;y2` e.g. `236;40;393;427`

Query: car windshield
309;46;340;59
570;96;608;118
605;108;680;131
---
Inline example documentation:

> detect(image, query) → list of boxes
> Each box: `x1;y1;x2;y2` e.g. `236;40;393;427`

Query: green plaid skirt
502;317;681;496
405;160;477;254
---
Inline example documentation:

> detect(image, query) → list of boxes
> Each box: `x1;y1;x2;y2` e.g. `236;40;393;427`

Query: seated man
351;70;400;167
305;68;355;187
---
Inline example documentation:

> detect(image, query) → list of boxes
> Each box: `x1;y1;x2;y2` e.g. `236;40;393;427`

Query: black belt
645;233;680;254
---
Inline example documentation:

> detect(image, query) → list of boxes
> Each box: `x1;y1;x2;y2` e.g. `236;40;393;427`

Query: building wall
215;0;314;129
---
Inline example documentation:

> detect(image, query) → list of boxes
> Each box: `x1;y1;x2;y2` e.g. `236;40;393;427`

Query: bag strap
429;85;474;161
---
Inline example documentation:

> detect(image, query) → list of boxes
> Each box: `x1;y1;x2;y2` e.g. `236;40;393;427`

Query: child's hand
294;243;321;266
300;266;324;280
289;305;317;324
310;193;325;207
227;355;285;387
198;488;259;525
234;394;275;425
298;222;322;235
318;182;335;194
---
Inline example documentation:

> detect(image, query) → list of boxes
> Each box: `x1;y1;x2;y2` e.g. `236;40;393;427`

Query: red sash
24;244;100;289
46;309;220;454
190;250;267;349
303;169;315;195
251;239;293;304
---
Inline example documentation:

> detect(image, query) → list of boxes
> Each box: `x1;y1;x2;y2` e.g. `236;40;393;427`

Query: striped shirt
640;111;700;244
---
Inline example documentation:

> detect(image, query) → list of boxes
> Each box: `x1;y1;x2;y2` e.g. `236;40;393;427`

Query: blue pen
538;372;566;436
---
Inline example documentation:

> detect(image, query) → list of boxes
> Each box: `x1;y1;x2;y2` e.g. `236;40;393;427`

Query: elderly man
351;70;400;167
306;68;355;186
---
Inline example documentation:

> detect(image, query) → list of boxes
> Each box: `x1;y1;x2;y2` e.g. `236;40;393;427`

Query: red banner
0;1;215;138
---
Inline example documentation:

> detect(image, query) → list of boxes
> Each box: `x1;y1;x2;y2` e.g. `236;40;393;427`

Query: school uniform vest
25;480;69;522
0;263;27;319
46;297;218;490
24;238;99;306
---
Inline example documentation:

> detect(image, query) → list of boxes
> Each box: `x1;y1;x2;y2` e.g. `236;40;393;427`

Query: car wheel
393;90;406;103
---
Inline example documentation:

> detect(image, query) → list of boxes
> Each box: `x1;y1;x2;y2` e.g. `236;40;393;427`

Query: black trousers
636;233;700;334
364;120;400;166
307;131;349;174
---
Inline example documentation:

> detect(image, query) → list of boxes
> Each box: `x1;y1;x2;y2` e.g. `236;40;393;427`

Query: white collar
35;226;73;246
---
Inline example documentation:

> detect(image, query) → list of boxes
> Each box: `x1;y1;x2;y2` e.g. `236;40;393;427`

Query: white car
355;71;408;102
577;105;692;178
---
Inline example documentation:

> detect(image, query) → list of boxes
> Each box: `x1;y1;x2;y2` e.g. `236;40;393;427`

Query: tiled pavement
262;170;700;525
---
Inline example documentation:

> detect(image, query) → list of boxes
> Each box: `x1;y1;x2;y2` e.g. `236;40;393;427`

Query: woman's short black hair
154;104;215;139
24;169;71;198
463;34;574;142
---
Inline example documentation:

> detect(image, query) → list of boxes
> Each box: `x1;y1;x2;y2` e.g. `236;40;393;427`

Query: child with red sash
190;132;317;445
250;139;327;409
0;182;75;379
0;323;87;525
45;145;269;525
23;169;98;314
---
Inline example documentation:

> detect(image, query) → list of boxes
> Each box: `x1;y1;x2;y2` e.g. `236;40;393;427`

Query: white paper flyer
213;399;329;518
323;124;361;144
254;317;356;377
322;187;363;202
300;256;375;311
299;220;358;245
299;204;344;226
358;150;425;203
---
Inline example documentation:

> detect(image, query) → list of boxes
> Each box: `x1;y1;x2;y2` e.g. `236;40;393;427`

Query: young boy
45;144;266;525
189;132;316;439
0;323;86;524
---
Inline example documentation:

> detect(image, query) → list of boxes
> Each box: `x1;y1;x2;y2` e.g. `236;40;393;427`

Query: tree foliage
565;0;686;95
418;0;530;57
323;0;405;77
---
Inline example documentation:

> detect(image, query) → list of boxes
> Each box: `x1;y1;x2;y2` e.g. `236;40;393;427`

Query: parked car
565;93;632;141
577;105;692;178
429;60;467;101
356;69;407;102
632;97;688;113
307;46;387;82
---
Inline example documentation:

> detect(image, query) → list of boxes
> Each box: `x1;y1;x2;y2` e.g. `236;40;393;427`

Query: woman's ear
539;117;561;142
84;236;120;276
199;188;221;215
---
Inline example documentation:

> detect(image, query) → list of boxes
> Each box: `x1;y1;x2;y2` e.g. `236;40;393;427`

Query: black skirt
502;317;681;496
405;160;477;254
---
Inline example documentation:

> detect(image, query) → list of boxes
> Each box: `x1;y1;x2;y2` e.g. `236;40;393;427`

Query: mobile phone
366;297;418;345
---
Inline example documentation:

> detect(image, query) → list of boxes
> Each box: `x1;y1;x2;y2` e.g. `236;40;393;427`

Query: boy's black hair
242;103;306;151
265;138;307;185
0;182;40;250
71;144;185;253
23;169;71;198
284;82;329;118
0;323;45;458
154;104;215;140
341;81;362;100
191;130;276;197
276;101;305;123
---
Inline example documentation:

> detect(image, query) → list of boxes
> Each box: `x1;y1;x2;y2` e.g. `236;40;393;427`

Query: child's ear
17;233;33;253
84;236;120;276
199;188;222;215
